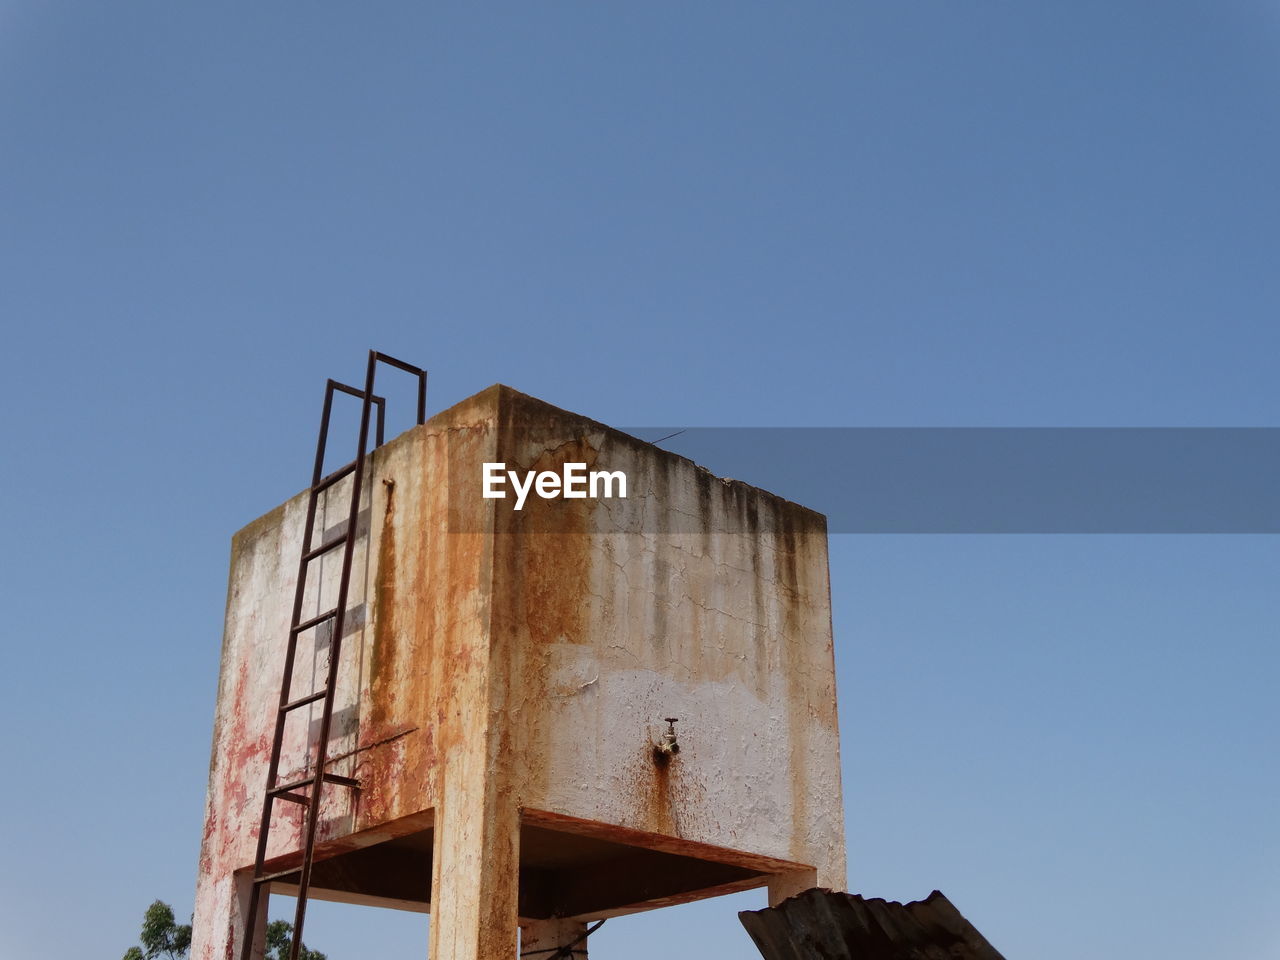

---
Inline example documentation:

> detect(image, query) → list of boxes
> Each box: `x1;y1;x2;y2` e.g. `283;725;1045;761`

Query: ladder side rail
242;376;343;960
287;351;381;960
272;378;340;791
309;381;339;487
269;378;338;793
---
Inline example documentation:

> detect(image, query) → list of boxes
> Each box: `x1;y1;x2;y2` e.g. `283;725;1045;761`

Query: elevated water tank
193;385;846;960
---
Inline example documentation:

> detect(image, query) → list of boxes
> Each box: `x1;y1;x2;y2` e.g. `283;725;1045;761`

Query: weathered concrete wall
192;385;845;960
487;393;845;881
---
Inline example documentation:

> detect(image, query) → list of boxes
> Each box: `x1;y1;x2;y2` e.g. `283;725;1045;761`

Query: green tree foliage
265;919;326;960
122;901;191;960
122;902;325;960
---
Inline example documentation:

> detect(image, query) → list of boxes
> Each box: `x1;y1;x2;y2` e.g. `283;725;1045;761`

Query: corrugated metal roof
739;888;1006;960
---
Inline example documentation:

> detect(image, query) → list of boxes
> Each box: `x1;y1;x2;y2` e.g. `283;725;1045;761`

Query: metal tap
656;717;680;756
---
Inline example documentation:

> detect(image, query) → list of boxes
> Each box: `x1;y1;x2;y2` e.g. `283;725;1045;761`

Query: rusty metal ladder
241;350;427;960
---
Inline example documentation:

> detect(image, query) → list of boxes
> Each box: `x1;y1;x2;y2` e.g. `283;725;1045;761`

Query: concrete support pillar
191;871;266;960
767;867;819;907
426;785;519;959
520;918;589;960
238;876;269;960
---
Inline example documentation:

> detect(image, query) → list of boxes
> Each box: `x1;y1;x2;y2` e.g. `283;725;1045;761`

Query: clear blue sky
2;3;1277;958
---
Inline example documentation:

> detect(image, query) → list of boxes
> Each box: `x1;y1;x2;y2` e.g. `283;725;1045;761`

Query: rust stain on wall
646;737;678;836
368;477;398;738
513;436;597;647
779;514;811;865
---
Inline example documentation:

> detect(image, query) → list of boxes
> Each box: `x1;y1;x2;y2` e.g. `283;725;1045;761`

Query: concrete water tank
193;385;846;960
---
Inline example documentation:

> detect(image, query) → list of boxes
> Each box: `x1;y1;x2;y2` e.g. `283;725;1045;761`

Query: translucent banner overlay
615;427;1280;533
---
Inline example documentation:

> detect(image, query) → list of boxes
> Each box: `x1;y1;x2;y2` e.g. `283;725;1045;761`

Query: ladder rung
373;351;426;376
269;771;359;798
331;380;380;401
291;608;339;635
280;689;327;712
255;865;303;885
275;791;310;805
270;776;315;796
313;459;357;493
303;532;348;563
